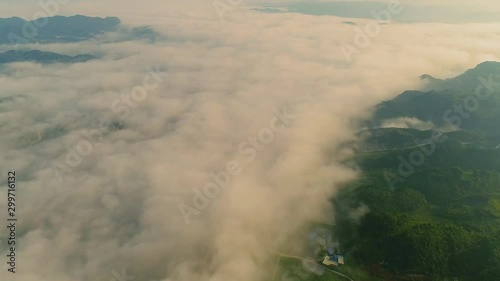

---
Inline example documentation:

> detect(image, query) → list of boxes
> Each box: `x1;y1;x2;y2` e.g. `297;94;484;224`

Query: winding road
272;252;355;281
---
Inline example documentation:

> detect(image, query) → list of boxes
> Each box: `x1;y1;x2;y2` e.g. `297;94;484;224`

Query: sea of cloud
1;5;500;281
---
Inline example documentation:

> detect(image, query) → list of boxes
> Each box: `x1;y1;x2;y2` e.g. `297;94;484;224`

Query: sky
0;1;500;281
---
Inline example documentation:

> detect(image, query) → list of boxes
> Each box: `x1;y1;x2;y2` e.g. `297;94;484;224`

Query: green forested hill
336;62;500;281
337;146;500;281
369;62;500;136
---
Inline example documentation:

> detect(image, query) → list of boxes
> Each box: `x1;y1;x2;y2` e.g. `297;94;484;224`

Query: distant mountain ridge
420;61;500;92
260;2;500;23
0;15;121;44
0;50;96;64
370;61;500;136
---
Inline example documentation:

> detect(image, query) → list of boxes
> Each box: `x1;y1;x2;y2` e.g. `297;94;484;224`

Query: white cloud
381;117;435;130
1;8;500;281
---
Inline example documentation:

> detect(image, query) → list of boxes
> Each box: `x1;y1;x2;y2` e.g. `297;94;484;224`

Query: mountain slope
0;15;120;44
0;50;96;64
370;62;500;136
